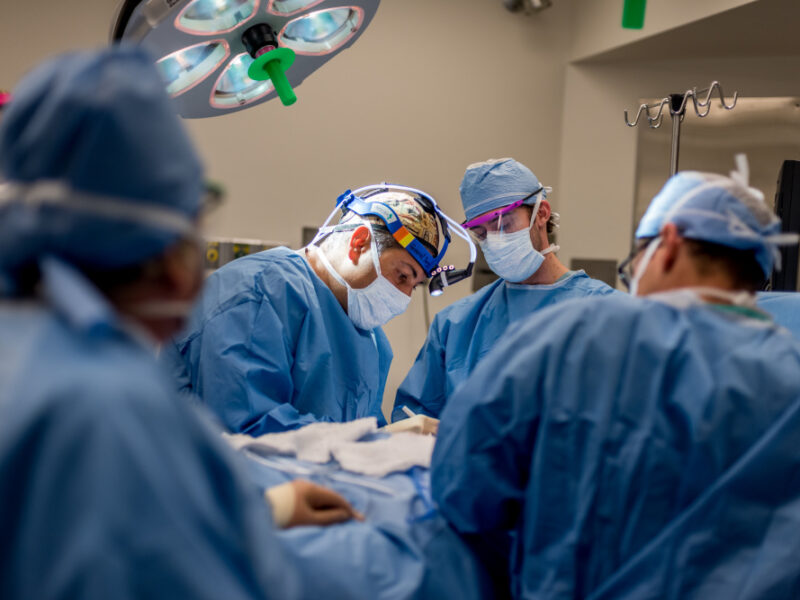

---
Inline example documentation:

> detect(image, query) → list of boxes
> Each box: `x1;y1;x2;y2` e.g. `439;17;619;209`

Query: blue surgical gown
393;271;616;420
432;294;800;599
162;247;393;435
757;291;800;338
0;259;302;600
242;452;494;599
590;393;800;600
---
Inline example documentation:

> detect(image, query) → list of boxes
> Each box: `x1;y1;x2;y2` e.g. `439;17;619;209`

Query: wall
6;0;798;419
556;55;800;278
183;0;577;417
0;0;575;418
632;97;800;235
554;0;800;277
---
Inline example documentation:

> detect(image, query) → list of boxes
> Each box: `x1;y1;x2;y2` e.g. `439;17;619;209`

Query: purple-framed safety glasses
462;198;526;229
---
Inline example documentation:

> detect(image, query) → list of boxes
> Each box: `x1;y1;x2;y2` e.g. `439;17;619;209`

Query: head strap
335;187;450;276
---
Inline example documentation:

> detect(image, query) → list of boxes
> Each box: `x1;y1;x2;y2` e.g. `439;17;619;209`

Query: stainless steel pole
668;93;685;176
669;112;682;176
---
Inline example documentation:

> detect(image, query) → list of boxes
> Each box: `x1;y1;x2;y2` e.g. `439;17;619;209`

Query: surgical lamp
110;0;381;117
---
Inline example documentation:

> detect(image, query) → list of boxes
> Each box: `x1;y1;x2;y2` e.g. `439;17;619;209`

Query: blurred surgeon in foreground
432;159;800;598
0;47;359;599
393;158;616;421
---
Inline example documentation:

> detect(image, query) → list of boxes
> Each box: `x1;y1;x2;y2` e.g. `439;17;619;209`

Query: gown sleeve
191;295;330;435
2;375;303;600
393;314;449;421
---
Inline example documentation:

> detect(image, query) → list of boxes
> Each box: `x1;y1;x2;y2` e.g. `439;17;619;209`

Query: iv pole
625;81;739;176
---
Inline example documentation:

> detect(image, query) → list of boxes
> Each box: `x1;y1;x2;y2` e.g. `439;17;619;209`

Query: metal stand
625;81;739;176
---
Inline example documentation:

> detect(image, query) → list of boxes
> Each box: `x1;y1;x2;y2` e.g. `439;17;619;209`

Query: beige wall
184;0;577;417
556;0;800;274
3;0;799;419
0;0;575;418
556;55;800;278
184;0;580;418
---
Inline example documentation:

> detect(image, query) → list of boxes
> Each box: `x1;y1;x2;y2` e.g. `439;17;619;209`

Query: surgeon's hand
289;479;364;527
266;479;364;529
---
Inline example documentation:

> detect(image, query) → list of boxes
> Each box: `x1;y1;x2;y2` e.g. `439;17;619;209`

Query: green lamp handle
622;0;647;29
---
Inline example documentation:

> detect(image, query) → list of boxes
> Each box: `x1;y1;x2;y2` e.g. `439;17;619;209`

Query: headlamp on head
315;184;476;296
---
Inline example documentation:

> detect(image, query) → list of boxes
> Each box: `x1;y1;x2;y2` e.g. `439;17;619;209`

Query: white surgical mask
315;225;411;330
629;236;662;297
480;198;558;283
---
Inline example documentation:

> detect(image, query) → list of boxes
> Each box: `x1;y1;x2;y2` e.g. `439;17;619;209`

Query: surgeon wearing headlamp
163;185;469;435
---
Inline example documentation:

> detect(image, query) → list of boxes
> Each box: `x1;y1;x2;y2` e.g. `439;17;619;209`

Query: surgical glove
381;414;439;436
265;479;364;528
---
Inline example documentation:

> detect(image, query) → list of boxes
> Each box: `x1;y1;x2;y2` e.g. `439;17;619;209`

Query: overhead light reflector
280;7;363;55
267;0;324;16
156;41;230;97
211;53;275;108
111;0;380;117
177;0;258;34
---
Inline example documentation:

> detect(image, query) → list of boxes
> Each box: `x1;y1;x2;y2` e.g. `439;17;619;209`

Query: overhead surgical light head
110;0;380;117
314;184;477;297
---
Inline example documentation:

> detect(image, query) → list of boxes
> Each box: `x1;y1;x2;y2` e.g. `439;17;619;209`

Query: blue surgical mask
315;224;411;330
479;206;558;283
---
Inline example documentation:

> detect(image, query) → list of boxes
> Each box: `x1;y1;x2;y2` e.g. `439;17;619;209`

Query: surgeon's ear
348;226;372;264
660;223;682;272
536;200;552;226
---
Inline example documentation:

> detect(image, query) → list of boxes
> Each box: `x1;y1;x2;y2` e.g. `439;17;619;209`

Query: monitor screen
772;160;800;291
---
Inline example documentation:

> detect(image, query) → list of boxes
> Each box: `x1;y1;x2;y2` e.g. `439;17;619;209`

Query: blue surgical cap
636;168;786;277
0;46;204;288
460;158;548;221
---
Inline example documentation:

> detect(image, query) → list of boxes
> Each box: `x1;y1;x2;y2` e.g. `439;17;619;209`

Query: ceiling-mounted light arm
502;0;552;14
110;0;194;43
528;0;553;11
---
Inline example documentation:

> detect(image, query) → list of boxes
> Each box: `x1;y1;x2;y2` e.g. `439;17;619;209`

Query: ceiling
578;0;800;63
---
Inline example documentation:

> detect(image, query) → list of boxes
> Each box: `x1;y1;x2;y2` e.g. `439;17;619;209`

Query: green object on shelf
622;0;647;29
247;47;297;106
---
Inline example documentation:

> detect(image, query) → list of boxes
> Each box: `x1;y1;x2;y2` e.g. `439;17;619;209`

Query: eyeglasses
617;238;655;290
